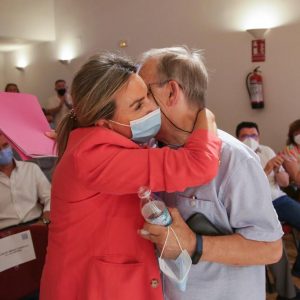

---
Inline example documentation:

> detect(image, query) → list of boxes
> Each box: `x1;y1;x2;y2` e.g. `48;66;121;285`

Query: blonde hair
138;46;208;108
56;52;137;160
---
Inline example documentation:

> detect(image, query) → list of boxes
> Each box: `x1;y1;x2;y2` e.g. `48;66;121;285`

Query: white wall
2;0;300;151
0;53;4;89
3;42;78;104
0;0;55;42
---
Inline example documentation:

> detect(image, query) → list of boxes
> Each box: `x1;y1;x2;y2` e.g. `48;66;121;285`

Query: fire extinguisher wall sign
252;39;265;62
246;67;264;109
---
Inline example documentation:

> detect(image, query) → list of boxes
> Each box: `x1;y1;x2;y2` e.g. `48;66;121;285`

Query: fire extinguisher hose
246;72;252;98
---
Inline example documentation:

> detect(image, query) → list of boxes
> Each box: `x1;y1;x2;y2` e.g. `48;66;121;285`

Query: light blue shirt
162;130;283;300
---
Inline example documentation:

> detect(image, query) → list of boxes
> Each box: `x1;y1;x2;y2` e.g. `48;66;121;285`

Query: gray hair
138;46;208;108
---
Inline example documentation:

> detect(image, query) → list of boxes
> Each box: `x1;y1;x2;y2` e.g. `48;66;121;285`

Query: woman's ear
167;80;180;106
95;119;112;129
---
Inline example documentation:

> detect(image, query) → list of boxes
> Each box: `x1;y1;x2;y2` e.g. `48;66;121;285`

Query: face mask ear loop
169;226;184;252
170;225;191;284
109;120;131;127
150;88;204;134
159;226;170;259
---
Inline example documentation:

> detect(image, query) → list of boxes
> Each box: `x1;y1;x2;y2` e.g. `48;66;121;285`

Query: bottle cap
138;186;151;199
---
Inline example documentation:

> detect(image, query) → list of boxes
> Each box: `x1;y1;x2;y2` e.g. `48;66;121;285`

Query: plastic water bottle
138;186;172;226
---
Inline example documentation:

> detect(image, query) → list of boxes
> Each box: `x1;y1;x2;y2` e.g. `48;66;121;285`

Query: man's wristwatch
191;234;203;264
41;217;51;225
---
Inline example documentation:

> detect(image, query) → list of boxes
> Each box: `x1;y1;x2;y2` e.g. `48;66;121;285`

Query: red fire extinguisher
246;66;264;109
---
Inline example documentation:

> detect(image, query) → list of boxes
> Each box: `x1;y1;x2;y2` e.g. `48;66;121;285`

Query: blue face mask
110;108;161;143
0;146;14;165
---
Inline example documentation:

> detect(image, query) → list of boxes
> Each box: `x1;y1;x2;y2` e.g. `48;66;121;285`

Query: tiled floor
266;233;300;300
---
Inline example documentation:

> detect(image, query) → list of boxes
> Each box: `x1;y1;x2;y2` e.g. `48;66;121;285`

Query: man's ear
167;80;180;106
95;119;112;129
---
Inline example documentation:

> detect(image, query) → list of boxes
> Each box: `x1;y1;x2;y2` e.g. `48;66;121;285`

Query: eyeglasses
146;80;169;107
147;80;169;93
240;134;259;140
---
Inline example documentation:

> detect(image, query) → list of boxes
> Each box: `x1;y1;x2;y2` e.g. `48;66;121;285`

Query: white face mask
158;226;192;292
294;134;300;145
242;137;259;151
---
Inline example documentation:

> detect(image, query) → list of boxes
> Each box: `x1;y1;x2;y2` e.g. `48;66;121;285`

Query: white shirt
45;93;73;128
256;144;286;200
0;160;51;229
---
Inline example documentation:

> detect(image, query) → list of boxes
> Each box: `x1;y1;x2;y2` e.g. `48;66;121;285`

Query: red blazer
40;127;220;300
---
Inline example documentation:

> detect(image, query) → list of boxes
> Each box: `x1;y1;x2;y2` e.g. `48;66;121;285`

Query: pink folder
0;92;56;159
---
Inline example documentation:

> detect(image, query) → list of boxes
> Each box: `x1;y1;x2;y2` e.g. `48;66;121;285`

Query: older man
138;47;283;300
0;133;51;228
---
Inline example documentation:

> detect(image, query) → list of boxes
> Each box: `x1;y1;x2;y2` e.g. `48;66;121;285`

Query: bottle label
146;207;172;226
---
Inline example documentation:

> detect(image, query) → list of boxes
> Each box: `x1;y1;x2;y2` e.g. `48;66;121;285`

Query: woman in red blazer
40;53;221;300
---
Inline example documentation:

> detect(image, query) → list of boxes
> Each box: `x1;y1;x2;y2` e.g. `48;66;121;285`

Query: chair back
0;223;48;300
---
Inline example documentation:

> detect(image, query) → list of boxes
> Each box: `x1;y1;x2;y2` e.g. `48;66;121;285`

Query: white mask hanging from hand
158;226;192;292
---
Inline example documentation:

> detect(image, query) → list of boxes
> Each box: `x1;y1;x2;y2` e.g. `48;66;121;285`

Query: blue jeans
273;195;300;272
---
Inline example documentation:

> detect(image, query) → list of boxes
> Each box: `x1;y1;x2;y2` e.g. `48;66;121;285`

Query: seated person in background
283;119;300;187
44;79;73;128
0;133;51;229
4;83;20;93
237;121;300;299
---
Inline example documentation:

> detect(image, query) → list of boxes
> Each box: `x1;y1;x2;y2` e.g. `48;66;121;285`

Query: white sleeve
33;165;51;211
66;94;73;106
44;96;58;110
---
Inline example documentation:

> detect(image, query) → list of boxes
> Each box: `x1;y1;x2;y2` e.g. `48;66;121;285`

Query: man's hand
139;207;196;259
42;211;50;220
264;155;284;175
37;211;51;225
